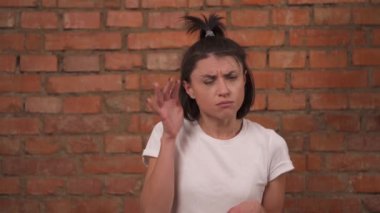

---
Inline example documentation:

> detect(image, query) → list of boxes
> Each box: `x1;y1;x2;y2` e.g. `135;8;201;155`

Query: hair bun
183;14;225;39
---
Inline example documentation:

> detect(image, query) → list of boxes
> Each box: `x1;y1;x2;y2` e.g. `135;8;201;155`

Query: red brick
240;0;283;5
105;53;142;70
307;153;322;171
83;156;145;174
141;0;187;8
46;198;120;212
351;175;380;193
21;12;58;29
107;11;143;28
251;93;266;111
372;70;380;86
348;135;380;151
324;113;360;132
42;0;57;7
272;8;310;26
353;48;380;65
349;92;380;109
140;73;178;90
20;55;57;72
27;178;64;195
67;178;102;195
285;197;361;213
66;136;100;154
63;55;100;72
284;135;305;151
310;93;348;110
105;177;140;194
25;33;43;51
47;75;122;93
365;115;380;131
0;55;16;72
282;114;317;132
3;158;76;176
268;93;305;110
188;11;227;22
58;0;102;8
289;0;364;4
0;97;22;112
363;196;380;212
0;118;39;135
286;174;305;193
125;73;140;90
314;8;350;25
125;0;139;8
229;30;285;47
105;94;140;112
326;154;380;171
0;0;37;7
147;52;181;70
138;113;162;133
24;136;62;155
289;29;350;46
0;138;20;155
63;96;101;113
307;175;346;192
231;10;269;27
246;114;279;130
0;12;15;27
64;12;100;29
0;33;24;51
373;30;380;45
353;30;367;46
291;71;367;89
26;97;61;113
269;50;306;68
0;177;20;194
353;8;380;25
310;50;347;68
125;197;141;213
247;51;266;69
105;134;142;153
148;11;185;29
252;71;286;89
44;115;120;133
310;133;345;151
290;153;306;172
0;75;40;93
45;32;122;50
128;31;194;50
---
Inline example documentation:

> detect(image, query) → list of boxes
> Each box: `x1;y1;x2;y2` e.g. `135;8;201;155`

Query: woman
140;14;294;213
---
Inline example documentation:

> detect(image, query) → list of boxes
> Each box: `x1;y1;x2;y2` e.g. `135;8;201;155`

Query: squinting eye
227;75;237;80
203;80;214;85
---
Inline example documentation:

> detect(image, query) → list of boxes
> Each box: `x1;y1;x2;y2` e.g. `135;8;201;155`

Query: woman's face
184;54;246;121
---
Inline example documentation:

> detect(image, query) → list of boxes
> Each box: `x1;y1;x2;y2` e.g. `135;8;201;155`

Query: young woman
140;14;294;213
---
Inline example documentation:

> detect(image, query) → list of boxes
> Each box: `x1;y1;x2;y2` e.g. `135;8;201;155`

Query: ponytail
183;14;225;39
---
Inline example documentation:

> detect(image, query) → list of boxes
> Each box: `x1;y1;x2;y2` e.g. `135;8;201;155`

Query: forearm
141;137;176;213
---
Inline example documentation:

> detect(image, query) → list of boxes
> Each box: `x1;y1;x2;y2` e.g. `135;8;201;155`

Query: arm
140;79;183;213
228;174;287;213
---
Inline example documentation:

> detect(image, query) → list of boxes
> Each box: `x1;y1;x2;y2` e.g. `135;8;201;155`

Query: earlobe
183;81;195;99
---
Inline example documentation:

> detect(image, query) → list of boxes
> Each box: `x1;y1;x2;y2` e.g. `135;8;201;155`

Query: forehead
192;55;242;76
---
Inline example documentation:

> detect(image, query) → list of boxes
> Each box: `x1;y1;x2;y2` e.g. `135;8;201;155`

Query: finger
146;97;158;113
163;78;173;100
172;79;180;102
154;83;164;107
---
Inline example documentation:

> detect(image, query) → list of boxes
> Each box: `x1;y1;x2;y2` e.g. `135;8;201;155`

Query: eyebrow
200;70;238;78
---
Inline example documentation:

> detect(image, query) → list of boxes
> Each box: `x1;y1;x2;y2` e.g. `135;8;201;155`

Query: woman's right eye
203;78;214;85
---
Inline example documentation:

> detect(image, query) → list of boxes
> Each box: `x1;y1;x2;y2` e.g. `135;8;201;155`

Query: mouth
216;101;234;108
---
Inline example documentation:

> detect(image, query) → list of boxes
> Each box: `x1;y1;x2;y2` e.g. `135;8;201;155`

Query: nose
217;78;230;97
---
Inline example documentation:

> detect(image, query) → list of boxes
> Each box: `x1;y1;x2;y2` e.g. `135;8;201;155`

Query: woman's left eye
227;75;237;80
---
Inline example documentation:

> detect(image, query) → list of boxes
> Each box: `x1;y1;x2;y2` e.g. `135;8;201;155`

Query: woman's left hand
227;200;265;213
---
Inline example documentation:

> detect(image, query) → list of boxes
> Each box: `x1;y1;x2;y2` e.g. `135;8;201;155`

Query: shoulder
244;119;286;147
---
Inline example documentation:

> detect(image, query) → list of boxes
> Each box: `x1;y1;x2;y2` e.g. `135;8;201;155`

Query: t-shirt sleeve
268;131;294;181
142;122;163;166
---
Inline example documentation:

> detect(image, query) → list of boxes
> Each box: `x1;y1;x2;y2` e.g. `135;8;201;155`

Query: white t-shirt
142;119;294;213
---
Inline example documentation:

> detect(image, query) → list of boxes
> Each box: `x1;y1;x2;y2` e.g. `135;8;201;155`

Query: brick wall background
0;0;379;212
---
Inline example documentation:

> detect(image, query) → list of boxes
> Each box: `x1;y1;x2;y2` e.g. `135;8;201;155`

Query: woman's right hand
147;78;184;141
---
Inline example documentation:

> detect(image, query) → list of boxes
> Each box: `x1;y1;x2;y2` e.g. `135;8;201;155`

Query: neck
198;115;242;140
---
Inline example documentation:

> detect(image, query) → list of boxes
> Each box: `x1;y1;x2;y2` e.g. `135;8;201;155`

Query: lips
216;101;234;108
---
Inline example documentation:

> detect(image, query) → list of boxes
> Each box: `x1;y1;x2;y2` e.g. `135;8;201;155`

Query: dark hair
179;14;255;121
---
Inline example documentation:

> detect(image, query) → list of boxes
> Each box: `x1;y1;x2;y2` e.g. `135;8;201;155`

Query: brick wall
0;0;379;212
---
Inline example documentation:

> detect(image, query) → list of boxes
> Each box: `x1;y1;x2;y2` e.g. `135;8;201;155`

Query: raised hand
147;78;184;141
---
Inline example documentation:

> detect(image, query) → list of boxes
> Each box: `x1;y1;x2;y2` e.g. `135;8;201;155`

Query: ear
183;81;195;99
